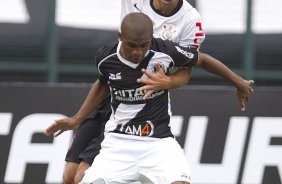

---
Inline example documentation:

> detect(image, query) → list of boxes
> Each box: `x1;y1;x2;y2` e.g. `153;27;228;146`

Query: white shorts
79;133;191;184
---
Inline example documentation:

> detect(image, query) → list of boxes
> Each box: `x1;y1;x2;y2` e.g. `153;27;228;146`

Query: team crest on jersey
147;62;167;74
109;72;122;80
160;24;177;40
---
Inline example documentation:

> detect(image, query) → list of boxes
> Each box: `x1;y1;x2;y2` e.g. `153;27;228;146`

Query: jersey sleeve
152;38;198;68
179;9;205;49
95;46;109;85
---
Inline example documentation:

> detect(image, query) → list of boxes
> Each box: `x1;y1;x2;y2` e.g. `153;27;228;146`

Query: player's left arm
137;10;202;95
137;64;192;99
196;52;254;111
137;39;197;99
181;13;254;111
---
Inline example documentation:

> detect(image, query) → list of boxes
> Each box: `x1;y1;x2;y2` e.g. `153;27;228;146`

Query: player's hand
236;79;254;111
44;117;80;137
137;63;170;99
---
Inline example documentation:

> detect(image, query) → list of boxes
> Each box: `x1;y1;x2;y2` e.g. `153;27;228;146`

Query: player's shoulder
181;0;201;20
95;41;118;62
151;37;196;52
150;38;174;53
122;0;145;7
151;37;198;67
151;38;186;56
152;37;196;52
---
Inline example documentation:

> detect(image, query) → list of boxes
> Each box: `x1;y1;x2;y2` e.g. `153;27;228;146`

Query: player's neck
152;0;179;16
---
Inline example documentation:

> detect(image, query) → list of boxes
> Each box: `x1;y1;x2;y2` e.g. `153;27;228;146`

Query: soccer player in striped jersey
50;1;254;184
48;12;198;184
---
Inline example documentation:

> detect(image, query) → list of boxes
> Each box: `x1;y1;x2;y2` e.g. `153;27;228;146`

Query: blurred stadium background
0;0;281;85
0;0;282;184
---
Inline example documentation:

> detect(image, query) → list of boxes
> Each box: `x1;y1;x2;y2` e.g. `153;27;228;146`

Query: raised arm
196;52;254;111
137;52;254;111
44;80;109;137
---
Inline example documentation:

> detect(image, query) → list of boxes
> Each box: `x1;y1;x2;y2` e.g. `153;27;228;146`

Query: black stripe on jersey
110;92;119;116
136;51;155;70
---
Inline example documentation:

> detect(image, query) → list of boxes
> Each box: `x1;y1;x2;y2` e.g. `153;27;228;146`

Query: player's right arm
196;52;254;111
72;80;109;123
44;46;111;137
44;80;109;137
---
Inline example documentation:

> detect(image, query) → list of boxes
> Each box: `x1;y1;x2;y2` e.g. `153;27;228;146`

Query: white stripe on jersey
105;103;146;133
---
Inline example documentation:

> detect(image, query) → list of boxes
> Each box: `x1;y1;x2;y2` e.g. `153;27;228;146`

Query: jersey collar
150;0;183;17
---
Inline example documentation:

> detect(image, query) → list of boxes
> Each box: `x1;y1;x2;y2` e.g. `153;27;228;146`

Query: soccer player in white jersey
52;1;254;184
121;0;253;100
121;0;204;48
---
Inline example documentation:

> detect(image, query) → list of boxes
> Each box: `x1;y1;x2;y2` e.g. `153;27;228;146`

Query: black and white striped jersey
96;38;198;138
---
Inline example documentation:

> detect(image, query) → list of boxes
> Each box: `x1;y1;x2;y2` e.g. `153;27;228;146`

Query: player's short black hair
120;12;153;38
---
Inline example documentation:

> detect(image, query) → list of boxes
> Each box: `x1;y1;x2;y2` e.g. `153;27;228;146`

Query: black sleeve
151;38;198;68
95;42;118;85
98;74;108;85
95;47;108;84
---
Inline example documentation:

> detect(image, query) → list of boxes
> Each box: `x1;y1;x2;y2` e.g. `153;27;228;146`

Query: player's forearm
196;52;244;88
74;80;109;122
167;67;192;89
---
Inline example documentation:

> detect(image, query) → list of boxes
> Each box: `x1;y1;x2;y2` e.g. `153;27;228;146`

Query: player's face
120;35;152;64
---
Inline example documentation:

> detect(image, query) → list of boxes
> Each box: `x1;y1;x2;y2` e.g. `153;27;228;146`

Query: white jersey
121;0;205;48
